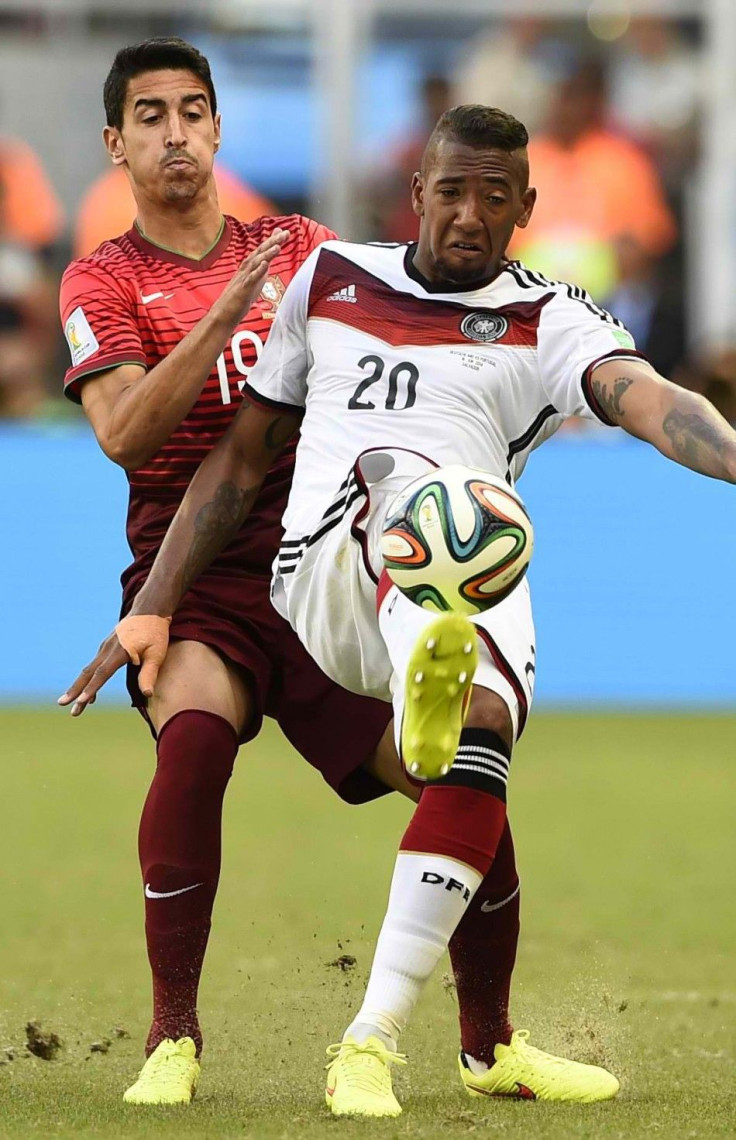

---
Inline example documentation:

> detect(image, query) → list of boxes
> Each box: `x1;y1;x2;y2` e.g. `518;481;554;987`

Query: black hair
421;104;529;183
103;37;217;130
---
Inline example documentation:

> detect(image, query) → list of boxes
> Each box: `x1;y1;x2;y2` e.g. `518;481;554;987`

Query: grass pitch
1;708;734;1139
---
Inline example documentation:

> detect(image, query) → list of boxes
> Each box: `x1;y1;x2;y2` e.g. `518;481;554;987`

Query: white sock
344;852;482;1047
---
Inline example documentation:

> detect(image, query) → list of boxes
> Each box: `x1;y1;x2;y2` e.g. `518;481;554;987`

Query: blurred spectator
512;58;677;300
73;163;276;258
603;236;686;376
0;133;65;257
367;74;455;242
0;179;57;418
610;18;701;192
455;18;559;136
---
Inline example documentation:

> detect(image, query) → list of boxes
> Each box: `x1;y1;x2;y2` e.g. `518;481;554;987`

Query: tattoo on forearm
591;375;633;423
662;408;730;476
264;415;295;452
180;480;258;591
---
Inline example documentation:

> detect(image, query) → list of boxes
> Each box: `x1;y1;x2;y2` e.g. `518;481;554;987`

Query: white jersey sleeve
243;246;321;413
537;287;646;425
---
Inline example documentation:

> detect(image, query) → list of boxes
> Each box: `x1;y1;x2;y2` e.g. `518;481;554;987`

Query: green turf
0;708;734;1138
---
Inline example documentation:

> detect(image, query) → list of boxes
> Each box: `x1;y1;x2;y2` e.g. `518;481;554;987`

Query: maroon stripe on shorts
475;626;528;738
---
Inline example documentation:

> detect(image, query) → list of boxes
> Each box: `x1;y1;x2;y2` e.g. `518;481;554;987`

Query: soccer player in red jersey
58;37;402;1104
60;41;525;1109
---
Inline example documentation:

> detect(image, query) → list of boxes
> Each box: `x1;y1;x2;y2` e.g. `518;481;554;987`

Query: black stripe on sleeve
580;349;649;425
241;382;305;418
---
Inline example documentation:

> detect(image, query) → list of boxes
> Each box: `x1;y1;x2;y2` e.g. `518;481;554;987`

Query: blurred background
1;0;734;705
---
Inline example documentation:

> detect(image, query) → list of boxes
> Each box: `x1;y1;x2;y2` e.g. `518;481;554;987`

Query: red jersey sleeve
295;214;339;257
60;260;147;403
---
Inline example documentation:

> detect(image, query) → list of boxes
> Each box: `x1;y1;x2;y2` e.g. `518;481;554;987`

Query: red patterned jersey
60;214;335;582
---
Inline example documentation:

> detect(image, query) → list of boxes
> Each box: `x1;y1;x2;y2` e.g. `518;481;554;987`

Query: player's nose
452;197;484;232
164;113;188;149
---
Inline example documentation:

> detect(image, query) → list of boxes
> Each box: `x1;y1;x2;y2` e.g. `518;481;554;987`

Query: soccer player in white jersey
65;106;736;1118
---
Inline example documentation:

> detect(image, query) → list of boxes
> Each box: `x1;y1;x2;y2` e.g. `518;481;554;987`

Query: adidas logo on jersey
326;284;357;303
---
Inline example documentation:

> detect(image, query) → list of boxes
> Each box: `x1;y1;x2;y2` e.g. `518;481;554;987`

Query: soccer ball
380;465;533;614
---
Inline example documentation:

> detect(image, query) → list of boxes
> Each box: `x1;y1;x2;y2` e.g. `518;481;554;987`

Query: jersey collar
403;242;508;295
128;216;232;270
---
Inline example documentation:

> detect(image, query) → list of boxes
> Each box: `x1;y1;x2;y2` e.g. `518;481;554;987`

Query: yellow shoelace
326;1040;407;1092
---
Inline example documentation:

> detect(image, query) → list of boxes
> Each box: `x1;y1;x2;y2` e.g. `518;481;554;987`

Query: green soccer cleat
458;1029;620;1103
123;1036;200;1105
401;613;477;780
325;1036;406;1118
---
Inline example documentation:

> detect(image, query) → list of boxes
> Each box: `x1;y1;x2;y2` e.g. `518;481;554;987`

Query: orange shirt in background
73;164;276;258
512;128;677;298
0;137;65;250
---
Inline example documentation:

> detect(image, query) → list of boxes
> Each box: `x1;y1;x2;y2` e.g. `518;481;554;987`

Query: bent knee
465;686;514;752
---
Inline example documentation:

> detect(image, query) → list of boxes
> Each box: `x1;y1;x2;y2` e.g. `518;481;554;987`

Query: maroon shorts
122;568;392;804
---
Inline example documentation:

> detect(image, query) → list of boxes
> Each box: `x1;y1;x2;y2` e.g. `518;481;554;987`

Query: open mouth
451;242;485;255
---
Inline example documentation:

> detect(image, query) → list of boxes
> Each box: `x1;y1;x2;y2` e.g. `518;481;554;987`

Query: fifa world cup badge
260;275;286;319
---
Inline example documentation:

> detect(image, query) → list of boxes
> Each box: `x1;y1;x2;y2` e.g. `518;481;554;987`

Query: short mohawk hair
421;105;529;178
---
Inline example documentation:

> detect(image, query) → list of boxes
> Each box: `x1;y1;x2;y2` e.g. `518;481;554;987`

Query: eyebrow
133;93;208;112
435;174;512;187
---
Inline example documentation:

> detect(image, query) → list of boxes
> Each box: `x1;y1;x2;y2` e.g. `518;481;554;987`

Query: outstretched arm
135;397;297;615
59;397;299;712
589;359;736;483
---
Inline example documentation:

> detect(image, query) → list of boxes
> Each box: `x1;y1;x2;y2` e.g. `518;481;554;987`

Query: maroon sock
138;709;238;1056
449;818;520;1062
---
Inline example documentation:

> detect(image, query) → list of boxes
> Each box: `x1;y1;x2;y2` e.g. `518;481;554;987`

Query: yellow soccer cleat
458;1029;620;1104
123;1036;200;1105
401;613;477;781
325;1036;406;1118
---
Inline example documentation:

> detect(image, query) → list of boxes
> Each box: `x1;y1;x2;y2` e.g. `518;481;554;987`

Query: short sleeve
242;246;321;415
59;261;146;403
537;288;648;425
292;214;339;259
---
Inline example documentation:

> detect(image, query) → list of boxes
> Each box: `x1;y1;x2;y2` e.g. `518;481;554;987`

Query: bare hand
217;228;289;325
58;615;171;716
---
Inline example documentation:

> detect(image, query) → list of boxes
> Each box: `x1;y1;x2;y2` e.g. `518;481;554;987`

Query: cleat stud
414;671;424;683
463;643;473;654
426;638;436;650
410;761;420;774
440;763;450;776
458;671;468;683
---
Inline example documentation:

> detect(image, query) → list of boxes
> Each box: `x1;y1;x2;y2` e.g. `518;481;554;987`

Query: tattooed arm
133;399;298;616
589;359;736;483
59;399;300;712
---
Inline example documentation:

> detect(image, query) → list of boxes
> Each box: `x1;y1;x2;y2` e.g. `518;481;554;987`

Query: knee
154;710;238;796
464;687;514;753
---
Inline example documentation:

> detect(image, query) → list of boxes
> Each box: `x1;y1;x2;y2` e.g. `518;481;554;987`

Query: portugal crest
460;311;509;343
260;274;286;319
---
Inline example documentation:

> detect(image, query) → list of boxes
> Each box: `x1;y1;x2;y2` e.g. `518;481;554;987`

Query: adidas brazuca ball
380;466;533;615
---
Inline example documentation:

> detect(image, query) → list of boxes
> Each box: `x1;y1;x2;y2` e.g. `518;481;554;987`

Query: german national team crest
260;274;286;319
460;312;509;344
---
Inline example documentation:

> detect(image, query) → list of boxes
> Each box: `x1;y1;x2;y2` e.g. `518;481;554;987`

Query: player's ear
103;126;126;167
411;172;425;219
515;186;536;230
213;112;222;153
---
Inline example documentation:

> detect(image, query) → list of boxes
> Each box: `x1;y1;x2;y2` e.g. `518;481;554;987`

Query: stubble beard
162;178;200;203
434;253;498;287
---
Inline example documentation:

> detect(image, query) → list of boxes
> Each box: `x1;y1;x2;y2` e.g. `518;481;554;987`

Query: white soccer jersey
244;240;644;551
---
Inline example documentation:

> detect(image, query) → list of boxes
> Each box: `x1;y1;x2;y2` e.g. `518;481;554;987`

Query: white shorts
271;448;536;743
